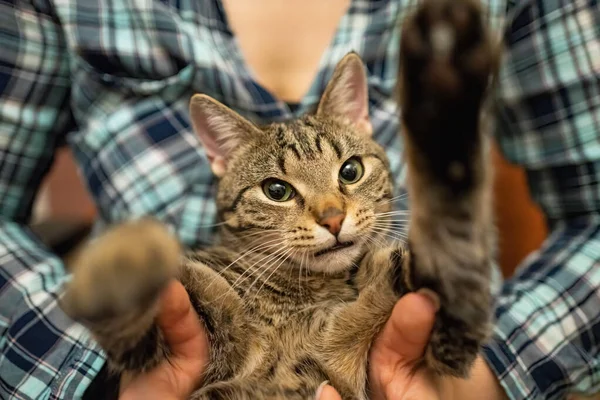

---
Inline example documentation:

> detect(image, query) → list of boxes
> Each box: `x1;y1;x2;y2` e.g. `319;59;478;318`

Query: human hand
116;281;501;400
318;291;508;400
319;292;441;400
119;280;209;400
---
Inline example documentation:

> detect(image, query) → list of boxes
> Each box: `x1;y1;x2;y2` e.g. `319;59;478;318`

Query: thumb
120;281;210;400
157;280;209;370
374;291;439;363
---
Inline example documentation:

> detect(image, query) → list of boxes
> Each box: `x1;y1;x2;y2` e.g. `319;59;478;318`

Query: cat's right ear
190;94;261;177
317;52;372;136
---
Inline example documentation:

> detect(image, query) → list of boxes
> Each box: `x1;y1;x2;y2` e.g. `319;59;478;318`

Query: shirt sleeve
483;0;600;398
0;1;106;399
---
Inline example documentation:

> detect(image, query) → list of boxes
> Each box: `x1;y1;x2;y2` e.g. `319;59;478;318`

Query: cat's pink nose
318;207;346;236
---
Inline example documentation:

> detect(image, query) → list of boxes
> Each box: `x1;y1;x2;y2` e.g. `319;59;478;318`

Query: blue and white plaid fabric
0;0;598;398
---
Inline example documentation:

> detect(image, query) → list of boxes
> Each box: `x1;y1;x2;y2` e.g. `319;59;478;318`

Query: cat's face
217;117;392;273
191;53;394;273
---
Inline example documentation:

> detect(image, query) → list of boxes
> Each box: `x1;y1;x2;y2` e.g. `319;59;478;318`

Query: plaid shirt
0;0;598;398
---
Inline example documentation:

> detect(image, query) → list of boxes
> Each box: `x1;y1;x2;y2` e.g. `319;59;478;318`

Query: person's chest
221;0;350;103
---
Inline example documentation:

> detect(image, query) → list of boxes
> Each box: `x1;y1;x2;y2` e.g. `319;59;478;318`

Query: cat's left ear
317;52;372;136
190;94;262;177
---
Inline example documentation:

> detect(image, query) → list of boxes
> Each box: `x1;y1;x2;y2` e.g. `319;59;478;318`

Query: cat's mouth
315;241;354;257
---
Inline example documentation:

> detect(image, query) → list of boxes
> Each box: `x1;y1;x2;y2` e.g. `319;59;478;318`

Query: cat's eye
262;179;296;202
339;158;364;185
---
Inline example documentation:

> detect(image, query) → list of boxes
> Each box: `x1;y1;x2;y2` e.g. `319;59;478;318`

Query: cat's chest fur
190;247;363;379
236;268;359;325
192;246;361;326
230;267;361;383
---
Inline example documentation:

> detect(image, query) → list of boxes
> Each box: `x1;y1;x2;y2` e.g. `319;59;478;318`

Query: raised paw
409;250;493;379
397;0;496;379
424;306;491;378
399;0;498;191
400;0;495;104
60;218;181;321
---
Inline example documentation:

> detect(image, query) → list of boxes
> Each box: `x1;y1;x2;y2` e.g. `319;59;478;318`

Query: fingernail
417;288;440;312
315;381;329;400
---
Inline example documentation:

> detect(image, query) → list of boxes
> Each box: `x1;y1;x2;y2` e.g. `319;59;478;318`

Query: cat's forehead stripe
270;119;345;174
288;120;320;159
291;118;344;159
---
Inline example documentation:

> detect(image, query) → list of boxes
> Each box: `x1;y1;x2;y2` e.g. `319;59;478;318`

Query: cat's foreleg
60;219;254;385
317;246;406;400
60;219;181;374
398;0;498;378
178;259;263;385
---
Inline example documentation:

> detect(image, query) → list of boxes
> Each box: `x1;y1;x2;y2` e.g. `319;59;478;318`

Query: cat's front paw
361;243;409;296
60;218;181;321
401;0;495;94
399;0;497;190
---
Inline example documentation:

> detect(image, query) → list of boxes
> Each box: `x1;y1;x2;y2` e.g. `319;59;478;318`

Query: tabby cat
60;0;499;398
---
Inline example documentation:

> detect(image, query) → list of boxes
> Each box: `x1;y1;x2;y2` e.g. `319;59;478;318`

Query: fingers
157;280;209;362
316;383;343;400
156;279;210;390
121;280;208;399
367;293;439;400
375;292;438;363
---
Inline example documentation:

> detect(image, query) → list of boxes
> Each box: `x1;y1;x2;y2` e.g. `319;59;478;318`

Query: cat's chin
306;244;364;274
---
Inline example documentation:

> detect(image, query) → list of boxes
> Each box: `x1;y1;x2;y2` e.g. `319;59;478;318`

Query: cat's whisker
371;224;408;234
236;245;293;285
227;231;285;250
373;218;410;224
374;211;411;217
371;220;410;229
374;215;411;220
370;224;408;233
213;245;284;298
204;239;287;291
234;235;286;256
382;192;409;200
369;232;394;249
370;220;409;229
253;248;298;301
229;245;291;291
369;228;409;243
246;247;295;301
364;233;388;250
233;234;286;257
371;221;409;227
286;251;297;286
210;236;283;268
298;249;308;293
377;193;409;205
209;246;292;306
370;225;407;236
231;232;283;250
